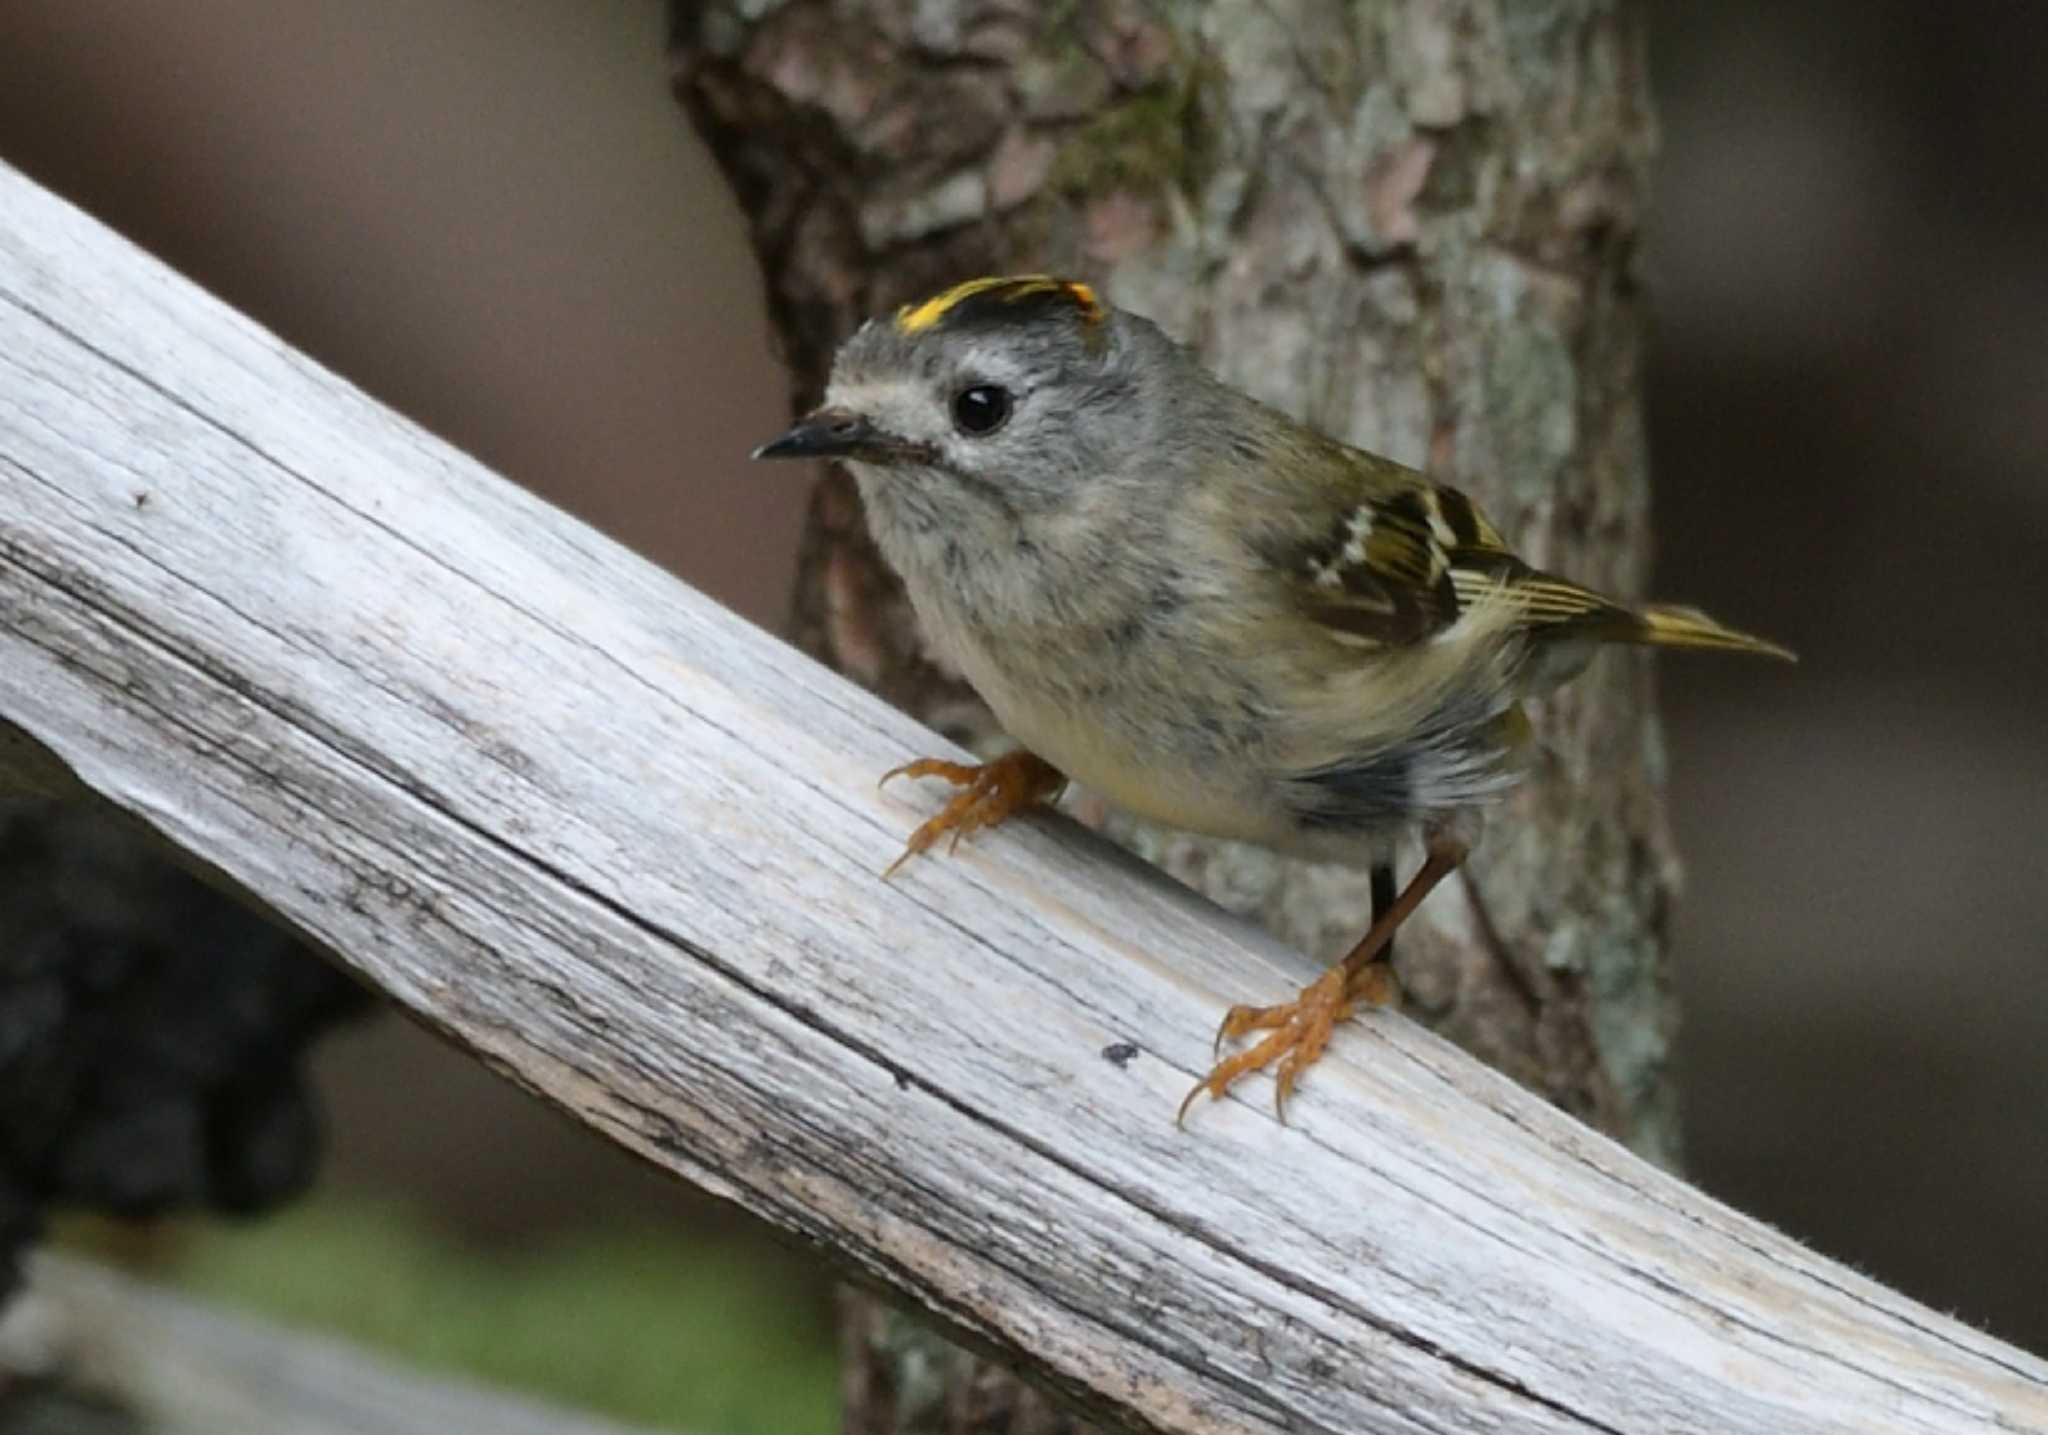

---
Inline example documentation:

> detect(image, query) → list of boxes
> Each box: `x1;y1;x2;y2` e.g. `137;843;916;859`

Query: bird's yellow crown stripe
895;275;1104;334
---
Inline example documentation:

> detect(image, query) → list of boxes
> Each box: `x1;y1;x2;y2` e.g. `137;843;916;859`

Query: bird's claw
878;752;1064;878
1178;960;1399;1125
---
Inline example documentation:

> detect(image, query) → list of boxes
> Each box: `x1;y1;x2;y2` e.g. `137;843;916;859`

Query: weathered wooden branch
0;163;2041;1435
0;1254;681;1435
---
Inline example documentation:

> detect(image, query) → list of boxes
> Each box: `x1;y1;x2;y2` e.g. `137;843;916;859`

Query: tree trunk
671;2;1666;1429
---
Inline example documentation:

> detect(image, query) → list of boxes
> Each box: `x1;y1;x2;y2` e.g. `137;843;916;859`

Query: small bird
755;275;1791;1121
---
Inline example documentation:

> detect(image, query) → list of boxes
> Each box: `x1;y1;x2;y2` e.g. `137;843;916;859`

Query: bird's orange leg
1178;839;1467;1123
878;750;1067;878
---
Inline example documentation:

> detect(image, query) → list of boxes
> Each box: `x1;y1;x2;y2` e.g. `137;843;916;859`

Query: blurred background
0;1;2041;1427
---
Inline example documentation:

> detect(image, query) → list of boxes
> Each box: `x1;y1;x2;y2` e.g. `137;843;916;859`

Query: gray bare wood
0;1254;678;1435
0;161;2041;1434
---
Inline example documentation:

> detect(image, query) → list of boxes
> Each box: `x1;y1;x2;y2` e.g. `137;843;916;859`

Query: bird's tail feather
1455;566;1794;662
1629;604;1796;661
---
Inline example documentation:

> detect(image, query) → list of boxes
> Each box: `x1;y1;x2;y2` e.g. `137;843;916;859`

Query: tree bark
671;2;1666;1429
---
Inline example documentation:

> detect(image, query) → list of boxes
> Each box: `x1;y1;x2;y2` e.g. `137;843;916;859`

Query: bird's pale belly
892;540;1305;847
955;643;1294;848
1014;695;1265;834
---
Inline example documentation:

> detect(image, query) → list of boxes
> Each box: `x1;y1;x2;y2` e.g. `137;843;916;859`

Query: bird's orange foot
877;750;1066;878
1178;959;1400;1124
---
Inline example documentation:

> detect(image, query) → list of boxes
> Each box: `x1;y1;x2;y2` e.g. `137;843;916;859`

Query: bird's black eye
951;384;1013;437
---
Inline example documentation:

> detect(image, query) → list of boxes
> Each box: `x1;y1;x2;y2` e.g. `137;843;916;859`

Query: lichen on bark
673;2;1670;1428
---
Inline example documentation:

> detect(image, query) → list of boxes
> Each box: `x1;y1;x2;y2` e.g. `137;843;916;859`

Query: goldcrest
755;274;1790;1120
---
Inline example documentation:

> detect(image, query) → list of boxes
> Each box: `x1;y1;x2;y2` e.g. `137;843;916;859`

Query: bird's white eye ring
951;383;1014;437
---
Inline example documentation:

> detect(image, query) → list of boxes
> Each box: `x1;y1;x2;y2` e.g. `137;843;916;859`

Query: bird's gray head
752;276;1167;522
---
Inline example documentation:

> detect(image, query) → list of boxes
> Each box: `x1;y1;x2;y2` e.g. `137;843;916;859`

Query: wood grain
1;162;2041;1434
0;1255;679;1435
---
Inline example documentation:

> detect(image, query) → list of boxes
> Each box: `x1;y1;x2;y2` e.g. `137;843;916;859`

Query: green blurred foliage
154;1199;837;1434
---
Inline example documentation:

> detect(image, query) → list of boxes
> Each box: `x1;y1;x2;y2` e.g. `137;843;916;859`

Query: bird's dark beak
753;405;880;462
752;406;915;464
752;407;872;461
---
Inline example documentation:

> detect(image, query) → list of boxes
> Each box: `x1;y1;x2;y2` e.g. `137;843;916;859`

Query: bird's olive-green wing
1273;450;1793;661
1278;449;1635;650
